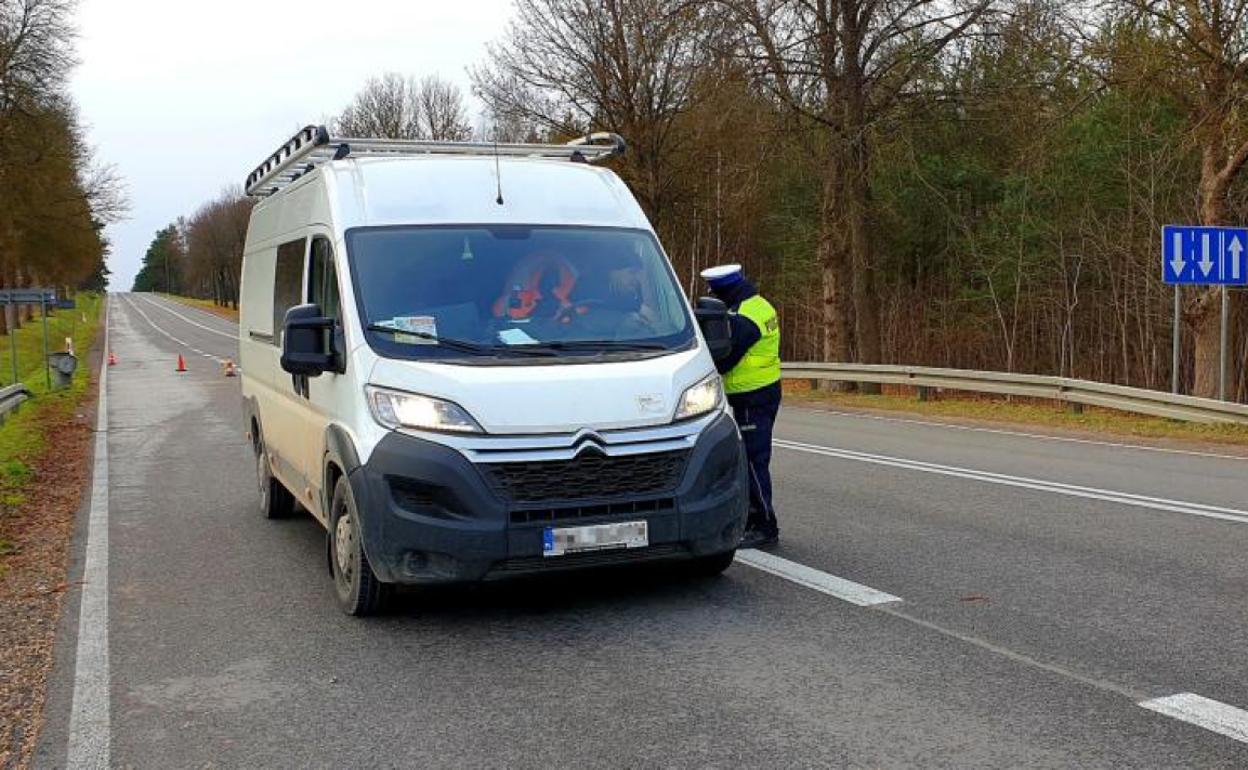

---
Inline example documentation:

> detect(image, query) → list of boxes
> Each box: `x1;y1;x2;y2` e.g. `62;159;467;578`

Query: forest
132;0;1248;400
0;0;123;330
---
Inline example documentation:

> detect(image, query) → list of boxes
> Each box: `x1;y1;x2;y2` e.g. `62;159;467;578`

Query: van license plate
543;521;648;557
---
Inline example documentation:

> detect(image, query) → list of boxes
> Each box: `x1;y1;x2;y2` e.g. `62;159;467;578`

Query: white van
239;126;747;615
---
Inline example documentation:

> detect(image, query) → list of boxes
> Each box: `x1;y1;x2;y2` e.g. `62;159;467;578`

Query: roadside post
1162;225;1248;399
40;292;50;390
7;306;15;385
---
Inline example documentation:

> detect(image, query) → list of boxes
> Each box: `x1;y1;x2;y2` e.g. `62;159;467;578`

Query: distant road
37;292;1248;767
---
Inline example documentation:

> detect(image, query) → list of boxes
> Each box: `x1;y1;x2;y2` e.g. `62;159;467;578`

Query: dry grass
159;293;239;322
785;382;1248;451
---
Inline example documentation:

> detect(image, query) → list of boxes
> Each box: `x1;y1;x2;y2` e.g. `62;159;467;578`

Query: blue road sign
1163;225;1248;285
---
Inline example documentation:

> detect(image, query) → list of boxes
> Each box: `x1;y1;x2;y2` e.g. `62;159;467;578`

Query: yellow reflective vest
723;295;781;395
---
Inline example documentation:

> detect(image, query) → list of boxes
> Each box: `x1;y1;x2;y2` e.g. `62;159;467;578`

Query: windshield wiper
366;324;557;357
366;324;497;355
523;339;671;352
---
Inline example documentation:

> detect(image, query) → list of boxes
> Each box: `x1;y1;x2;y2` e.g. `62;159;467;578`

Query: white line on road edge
67;296;111;768
775;439;1248;526
734;549;902;606
796;408;1248;462
137;293;236;339
1139;693;1248;745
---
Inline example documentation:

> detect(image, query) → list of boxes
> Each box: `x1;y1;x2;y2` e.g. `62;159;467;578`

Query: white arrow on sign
1200;232;1216;276
1171;232;1186;278
1230;234;1244;282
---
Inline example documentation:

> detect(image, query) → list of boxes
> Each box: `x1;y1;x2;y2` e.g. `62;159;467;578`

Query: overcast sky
70;0;512;290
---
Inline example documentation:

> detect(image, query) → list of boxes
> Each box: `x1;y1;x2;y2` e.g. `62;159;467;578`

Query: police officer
701;264;781;549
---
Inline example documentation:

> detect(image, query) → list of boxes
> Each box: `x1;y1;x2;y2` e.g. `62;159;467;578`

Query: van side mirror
694;296;732;363
280;304;334;377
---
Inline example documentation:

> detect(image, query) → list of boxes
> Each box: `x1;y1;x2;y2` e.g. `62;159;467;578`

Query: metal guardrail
0;383;31;424
783;363;1248;425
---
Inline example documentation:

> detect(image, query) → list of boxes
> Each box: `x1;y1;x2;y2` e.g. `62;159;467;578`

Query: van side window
308;237;340;321
273;238;306;343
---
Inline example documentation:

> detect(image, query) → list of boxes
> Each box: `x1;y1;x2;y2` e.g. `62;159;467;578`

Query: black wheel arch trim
323;426;361;575
242;395;261;449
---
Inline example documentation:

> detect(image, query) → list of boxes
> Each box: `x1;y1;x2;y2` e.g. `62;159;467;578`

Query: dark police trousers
730;396;780;535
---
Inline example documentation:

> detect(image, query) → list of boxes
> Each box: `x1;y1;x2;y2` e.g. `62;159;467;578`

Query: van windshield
347;225;694;361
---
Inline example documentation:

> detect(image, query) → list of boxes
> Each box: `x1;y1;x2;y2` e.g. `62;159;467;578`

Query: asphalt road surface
35;293;1248;768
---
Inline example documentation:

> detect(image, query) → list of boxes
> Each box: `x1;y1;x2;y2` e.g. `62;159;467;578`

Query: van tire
689;549;736;577
256;434;295;519
329;476;387;616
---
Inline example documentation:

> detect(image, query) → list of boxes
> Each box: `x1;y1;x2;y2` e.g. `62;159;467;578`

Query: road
35;292;1248;767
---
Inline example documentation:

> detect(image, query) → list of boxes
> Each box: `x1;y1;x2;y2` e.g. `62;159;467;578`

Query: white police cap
700;264;744;286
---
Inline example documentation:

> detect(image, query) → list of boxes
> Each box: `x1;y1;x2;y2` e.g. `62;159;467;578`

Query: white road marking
735;549;902;606
1139;693;1248;745
122;295;228;365
123;296;241;373
137;293;237;339
792;408;1248;461
67;296;111;768
775;438;1248;525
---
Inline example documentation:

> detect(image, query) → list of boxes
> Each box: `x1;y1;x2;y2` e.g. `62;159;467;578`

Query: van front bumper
348;411;748;584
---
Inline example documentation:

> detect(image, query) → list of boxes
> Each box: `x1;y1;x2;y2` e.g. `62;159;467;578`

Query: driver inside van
492;252;579;322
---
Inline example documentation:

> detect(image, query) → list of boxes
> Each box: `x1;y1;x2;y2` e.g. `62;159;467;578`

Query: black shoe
740;528;779;550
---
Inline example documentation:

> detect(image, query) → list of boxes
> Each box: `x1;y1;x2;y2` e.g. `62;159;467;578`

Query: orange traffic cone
222;358;237;377
107;351;117;366
176;354;187;373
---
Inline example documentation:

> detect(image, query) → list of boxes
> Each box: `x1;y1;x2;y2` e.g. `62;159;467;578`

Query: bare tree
333;72;474;141
182;187;253;308
470;0;717;217
0;0;76;122
414;74;472;140
333;72;421;139
722;0;995;372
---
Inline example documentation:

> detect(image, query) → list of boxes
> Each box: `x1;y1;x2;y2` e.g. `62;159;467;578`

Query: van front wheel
329;477;387;616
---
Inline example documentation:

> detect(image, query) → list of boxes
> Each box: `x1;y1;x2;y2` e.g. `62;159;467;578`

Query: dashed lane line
775;438;1248;525
734;549;901;606
136;293;237;339
121;295;241;373
1139;693;1248;745
66;296;111;768
733;549;1248;747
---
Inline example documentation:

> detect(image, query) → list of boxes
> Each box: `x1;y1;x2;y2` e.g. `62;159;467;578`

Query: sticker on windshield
393;315;437;345
498;327;538;346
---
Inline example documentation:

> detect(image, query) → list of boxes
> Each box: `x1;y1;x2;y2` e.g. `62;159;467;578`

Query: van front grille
509;497;676;525
483;450;689;504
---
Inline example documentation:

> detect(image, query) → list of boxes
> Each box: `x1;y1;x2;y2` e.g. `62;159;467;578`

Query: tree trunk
842;56;882;392
817;165;851;369
1191;140;1231;397
1190;288;1221;398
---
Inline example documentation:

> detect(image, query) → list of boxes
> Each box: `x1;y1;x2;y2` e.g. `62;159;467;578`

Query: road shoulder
0;310;104;769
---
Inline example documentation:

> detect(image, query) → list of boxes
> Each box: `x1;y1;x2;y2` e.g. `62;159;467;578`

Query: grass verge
0;292;102;769
158;292;239;322
785;382;1248;449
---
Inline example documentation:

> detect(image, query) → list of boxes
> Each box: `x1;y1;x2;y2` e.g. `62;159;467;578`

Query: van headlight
674;374;723;422
366;386;483;434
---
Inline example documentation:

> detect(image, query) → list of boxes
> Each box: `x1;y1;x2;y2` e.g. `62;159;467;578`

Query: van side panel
240;176;333;516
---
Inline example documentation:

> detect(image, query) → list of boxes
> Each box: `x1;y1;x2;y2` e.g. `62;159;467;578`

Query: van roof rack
244;125;627;197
